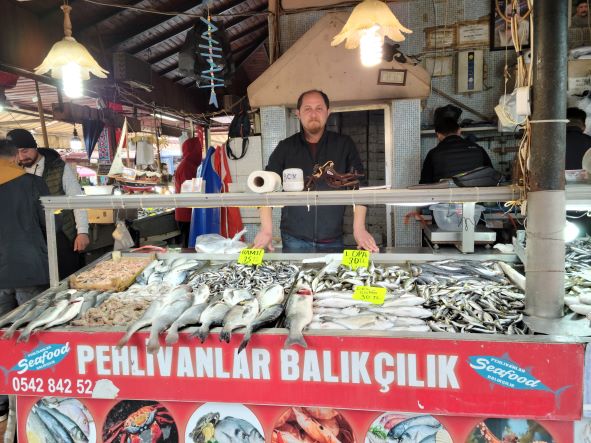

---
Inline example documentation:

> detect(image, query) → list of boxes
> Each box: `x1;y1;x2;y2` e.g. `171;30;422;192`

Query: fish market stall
1;188;589;442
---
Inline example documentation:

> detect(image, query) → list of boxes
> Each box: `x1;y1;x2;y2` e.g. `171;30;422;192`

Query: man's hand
353;227;379;252
252;230;275;251
73;233;90;252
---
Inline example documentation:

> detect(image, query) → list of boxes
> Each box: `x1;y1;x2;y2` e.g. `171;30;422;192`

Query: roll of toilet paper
282;168;304;192
247;170;282;193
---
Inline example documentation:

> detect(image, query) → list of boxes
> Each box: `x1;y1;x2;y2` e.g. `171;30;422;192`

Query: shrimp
292;408;342;443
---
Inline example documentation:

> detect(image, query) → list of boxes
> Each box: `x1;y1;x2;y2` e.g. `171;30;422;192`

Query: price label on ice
238;249;265;266
341;249;369;270
353;286;386;305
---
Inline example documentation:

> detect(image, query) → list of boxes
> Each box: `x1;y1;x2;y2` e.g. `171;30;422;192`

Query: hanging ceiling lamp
35;4;108;99
331;0;412;67
70;126;83;151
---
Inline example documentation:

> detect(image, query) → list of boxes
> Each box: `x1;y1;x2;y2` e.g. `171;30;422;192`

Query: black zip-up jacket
566;126;591;170
265;130;365;242
420;135;493;184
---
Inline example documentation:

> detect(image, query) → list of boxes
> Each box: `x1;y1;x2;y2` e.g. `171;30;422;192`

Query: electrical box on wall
457;50;483;93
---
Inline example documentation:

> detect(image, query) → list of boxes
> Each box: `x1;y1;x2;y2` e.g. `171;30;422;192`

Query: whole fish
220;299;259;343
4;299;54;339
137;260;159;284
165;285;211;345
18;298;70;342
376;306;432;319
214;417;264;443
74;291;99;320
163;270;189;286
285;286;314;348
313;298;365;309
49;398;91;437
44;296;84;329
238;304;284;353
381;297;426;308
256;284;284;309
322;314;391;330
146;287;193;353
39;404;88;442
0;299;37;329
392;423;440;442
27;408;57;443
33;406;75;443
223;288;253;306
192;301;231;343
117;295;169;347
388;415;442;439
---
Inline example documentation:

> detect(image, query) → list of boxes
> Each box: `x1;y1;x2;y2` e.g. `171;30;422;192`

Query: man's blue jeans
281;232;344;253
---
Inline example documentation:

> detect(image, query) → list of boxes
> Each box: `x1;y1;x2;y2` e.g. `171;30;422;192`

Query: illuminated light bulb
565;220;580;243
360;26;383;67
70;127;83;151
62;62;83;98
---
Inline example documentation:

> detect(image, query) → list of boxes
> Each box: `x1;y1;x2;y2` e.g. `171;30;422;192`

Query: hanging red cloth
214;145;244;239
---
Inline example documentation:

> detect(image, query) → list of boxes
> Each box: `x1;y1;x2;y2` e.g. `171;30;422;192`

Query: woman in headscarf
174;137;203;247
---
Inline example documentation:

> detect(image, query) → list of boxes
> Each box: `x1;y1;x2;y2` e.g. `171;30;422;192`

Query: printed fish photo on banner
364;413;452;443
466;418;555;443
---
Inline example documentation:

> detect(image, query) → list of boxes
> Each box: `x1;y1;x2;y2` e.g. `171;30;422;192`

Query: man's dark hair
568;107;587;127
296;90;330;110
435;117;460;136
0;139;18;158
577;0;587;7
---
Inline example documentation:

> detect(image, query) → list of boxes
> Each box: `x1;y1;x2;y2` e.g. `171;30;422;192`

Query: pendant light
70;126;83;151
35;3;108;98
331;0;412;67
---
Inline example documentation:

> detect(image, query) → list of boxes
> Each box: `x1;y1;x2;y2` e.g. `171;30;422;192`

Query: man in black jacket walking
420;117;492;184
253;90;378;252
0;139;50;420
566;107;591;170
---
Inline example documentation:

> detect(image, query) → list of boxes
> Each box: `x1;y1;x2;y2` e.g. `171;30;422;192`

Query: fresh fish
238;304;284;353
48;398;91;437
223;288;254;306
285;286;314;348
313;298;365;308
137;260;159;284
146;286;193;353
165;285;211;345
44;296;84;329
322;314;393;330
214;416;264;443
0;299;37;329
163;270;189;286
27;408;57;443
33;406;75;443
388;415;442;439
192;301;231;343
38;404;88;442
256;284;285;309
74;291;99;320
18;298;71;342
220;298;259;343
394;317;427;326
381;296;426;308
117;294;169;347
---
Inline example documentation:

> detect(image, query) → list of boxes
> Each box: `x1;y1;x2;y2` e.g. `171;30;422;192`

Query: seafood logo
0;342;70;382
468;353;571;404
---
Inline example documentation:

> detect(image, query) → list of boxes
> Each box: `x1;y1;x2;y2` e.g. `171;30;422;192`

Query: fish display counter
0;251;588;442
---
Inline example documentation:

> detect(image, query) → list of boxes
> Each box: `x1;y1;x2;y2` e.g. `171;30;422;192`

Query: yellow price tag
238;248;265;266
341;249;370;270
353;286;386;305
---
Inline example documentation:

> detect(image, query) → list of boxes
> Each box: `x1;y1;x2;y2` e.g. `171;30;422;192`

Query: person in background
7;128;89;279
420;116;493;184
174;136;203;247
253;89;378;252
0;139;51;421
566;107;591;170
572;0;589;27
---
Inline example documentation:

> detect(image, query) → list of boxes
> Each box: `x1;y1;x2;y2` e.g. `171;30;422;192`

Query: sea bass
238;304;284;353
192;301;231;343
146;286;193;353
219;298;259;343
18;298;71;342
44;296;84;329
3;297;52;339
165;285;211;345
256;284;285;309
284;286;313;348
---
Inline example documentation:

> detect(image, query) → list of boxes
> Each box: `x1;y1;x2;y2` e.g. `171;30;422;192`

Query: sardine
284;286;313;348
192;301;231;343
219;298;259;343
238;304;284;353
146;287;193;353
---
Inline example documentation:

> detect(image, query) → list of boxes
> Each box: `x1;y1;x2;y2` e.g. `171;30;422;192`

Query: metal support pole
460;202;475;253
526;0;568;318
45;208;59;287
34;81;49;148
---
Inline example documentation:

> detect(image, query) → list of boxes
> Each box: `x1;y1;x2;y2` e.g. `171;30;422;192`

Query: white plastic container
429;203;484;232
83;185;114;195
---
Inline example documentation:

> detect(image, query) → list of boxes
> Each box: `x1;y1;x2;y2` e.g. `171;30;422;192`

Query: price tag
238;249;264;266
353;286;386;305
341;249;370;270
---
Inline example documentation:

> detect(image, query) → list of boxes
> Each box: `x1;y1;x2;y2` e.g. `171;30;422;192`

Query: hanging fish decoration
199;16;225;108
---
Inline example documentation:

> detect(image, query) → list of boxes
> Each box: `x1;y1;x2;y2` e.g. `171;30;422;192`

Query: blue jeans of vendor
281;232;344;253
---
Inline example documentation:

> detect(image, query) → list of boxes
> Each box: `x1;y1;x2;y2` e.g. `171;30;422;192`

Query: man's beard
19;159;35;167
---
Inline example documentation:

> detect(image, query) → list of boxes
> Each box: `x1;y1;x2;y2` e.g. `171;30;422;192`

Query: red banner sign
0;331;583;420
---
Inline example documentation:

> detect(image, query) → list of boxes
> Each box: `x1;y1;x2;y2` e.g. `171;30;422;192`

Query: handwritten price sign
341;249;370;270
238;249;264;266
353;286;386;305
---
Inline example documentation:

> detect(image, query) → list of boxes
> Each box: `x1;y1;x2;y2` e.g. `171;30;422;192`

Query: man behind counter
419;116;492;184
253;90;378;252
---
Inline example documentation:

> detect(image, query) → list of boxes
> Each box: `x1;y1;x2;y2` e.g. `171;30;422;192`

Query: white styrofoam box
226;136;263;179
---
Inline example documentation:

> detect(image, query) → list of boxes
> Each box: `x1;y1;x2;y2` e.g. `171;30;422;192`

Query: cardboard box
88;209;115;224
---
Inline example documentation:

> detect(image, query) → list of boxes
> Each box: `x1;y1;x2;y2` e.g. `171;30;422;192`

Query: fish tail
0;367;9;384
146;335;160;354
116;333;131;349
16;329;31;343
553;385;572;408
192;325;209;343
237;328;253;354
219;327;231;343
165;326;179;345
284;330;307;349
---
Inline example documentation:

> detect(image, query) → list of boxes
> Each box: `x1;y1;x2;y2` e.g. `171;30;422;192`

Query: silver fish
44;296;85;329
0;299;37;329
146;287;193;353
284;285;313;348
33;406;76;443
256;284;284;309
27;407;57;443
220;298;259;343
214;417;264;443
223;288;254;306
18;298;71;342
2;297;52;339
165;285;211;345
38;404;88;443
238;304;284;353
193;301;231;343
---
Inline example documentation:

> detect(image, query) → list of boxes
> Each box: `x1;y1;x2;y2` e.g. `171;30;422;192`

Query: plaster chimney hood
248;12;431;108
